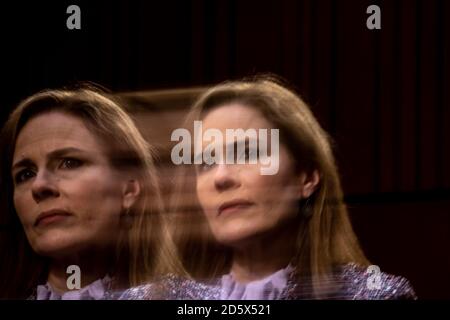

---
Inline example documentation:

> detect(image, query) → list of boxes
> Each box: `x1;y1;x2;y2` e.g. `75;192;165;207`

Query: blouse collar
36;274;112;300
220;264;294;300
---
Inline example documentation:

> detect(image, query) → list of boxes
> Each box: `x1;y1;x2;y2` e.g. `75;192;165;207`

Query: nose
31;170;60;203
213;164;240;192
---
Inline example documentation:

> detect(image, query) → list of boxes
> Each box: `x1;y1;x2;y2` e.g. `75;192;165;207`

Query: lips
35;209;72;227
218;199;254;215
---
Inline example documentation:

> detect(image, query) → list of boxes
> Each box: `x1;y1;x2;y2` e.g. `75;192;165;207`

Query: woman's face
12;111;136;257
195;103;318;248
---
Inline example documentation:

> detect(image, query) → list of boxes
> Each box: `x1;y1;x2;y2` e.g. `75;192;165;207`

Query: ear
298;170;320;198
122;179;141;210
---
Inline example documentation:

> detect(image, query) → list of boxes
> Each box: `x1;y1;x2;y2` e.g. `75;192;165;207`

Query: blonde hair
0;86;183;298
171;75;369;297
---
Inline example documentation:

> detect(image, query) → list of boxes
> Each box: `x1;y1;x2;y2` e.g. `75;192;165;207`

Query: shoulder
118;274;220;300
117;283;158;300
338;263;417;300
283;263;417;300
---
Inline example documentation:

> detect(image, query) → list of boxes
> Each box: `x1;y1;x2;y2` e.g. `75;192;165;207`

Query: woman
0;86;182;299
169;76;417;299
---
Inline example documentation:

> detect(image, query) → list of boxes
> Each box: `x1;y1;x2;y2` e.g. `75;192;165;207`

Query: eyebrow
11;147;87;171
226;138;254;152
194;139;254;162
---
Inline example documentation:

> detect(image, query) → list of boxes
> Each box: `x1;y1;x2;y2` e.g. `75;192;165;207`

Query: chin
31;233;86;258
215;229;260;248
215;221;278;248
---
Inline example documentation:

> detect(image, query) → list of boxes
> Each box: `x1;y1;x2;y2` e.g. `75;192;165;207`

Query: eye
248;147;259;161
197;161;215;173
237;146;258;162
14;169;35;184
59;158;83;170
196;149;219;173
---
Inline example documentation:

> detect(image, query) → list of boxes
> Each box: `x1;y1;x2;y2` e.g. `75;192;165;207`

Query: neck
230;224;297;283
47;250;114;293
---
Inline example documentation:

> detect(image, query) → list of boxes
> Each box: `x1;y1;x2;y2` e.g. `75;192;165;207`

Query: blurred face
196;103;315;247
12;111;133;258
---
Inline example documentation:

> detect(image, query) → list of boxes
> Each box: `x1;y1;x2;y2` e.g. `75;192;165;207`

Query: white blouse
36;275;112;300
219;265;293;300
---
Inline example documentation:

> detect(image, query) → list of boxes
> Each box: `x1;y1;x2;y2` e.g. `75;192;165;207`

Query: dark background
1;0;449;299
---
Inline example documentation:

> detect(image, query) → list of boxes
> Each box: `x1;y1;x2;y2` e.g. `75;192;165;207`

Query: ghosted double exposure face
12;111;136;257
195;103;317;248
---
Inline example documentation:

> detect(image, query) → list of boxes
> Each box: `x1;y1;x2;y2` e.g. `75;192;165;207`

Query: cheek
13;190;35;225
195;175;211;205
195;175;220;222
65;174;124;219
262;152;298;203
246;170;298;210
73;168;119;195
